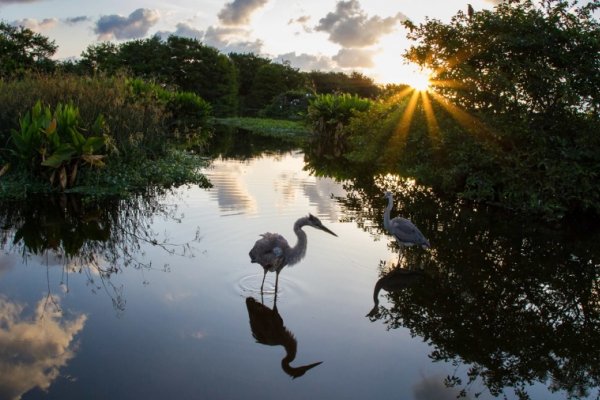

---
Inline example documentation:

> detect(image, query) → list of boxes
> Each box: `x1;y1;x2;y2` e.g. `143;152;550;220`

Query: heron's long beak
320;225;337;237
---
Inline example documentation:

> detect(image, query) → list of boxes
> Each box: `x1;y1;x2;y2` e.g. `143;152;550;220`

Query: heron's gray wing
390;217;427;245
249;233;289;269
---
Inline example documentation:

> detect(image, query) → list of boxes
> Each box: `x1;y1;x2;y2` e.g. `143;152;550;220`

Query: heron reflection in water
249;214;337;293
383;191;430;264
367;267;426;318
245;297;323;378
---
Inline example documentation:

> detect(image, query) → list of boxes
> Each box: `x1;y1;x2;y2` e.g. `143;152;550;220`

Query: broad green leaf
42;146;75;168
83;136;106;153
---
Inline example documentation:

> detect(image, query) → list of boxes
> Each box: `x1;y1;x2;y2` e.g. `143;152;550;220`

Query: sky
1;0;502;84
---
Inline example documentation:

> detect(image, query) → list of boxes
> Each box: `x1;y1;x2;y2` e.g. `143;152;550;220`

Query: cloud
64;16;89;25
0;296;86;400
332;48;375;68
11;18;58;31
288;15;310;25
218;0;269;26
203;25;263;54
315;0;407;47
155;22;262;54
0;0;40;3
276;51;334;71
287;15;312;33
95;8;160;40
156;22;203;41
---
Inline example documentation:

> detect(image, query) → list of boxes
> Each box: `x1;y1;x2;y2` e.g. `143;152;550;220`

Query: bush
0;74;213;160
6;101;109;190
307;93;373;156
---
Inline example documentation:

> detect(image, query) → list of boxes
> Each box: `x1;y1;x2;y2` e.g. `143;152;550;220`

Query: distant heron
246;297;322;378
249;214;337;293
383;191;430;260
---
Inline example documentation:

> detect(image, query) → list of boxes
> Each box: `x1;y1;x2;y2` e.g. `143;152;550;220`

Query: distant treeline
0;22;380;117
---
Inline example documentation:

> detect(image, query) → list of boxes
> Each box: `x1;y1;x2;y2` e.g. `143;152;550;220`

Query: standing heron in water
249;214;337;293
383;191;430;261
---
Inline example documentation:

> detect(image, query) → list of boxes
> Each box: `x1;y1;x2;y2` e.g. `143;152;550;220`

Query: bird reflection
383;191;430;264
367;267;426;318
245;297;323;378
249;214;337;293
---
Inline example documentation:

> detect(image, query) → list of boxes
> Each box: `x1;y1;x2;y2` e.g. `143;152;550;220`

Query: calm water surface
1;132;598;400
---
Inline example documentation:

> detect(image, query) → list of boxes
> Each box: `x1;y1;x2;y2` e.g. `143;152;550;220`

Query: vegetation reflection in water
0;127;598;399
312;160;600;399
0;192;200;313
210;127;600;398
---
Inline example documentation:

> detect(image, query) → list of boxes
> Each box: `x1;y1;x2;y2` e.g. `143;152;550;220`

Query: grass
215;117;310;143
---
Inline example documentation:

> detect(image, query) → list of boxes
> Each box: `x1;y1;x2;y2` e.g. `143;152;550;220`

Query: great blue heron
246;297;323;378
383;191;430;260
249;214;337;293
366;267;426;317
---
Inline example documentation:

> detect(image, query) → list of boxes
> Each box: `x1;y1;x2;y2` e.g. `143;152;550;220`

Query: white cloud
11;17;58;31
156;22;203;41
95;8;160;41
276;51;334;71
218;0;270;26
203;25;263;54
315;0;407;48
332;47;376;68
0;296;86;400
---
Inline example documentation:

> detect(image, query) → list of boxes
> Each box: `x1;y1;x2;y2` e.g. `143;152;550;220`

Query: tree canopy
0;21;57;78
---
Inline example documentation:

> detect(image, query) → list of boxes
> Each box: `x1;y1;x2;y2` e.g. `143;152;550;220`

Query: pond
1;129;598;400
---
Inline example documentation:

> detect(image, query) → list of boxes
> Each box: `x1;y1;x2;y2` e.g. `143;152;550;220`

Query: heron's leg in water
275;270;280;294
260;269;267;292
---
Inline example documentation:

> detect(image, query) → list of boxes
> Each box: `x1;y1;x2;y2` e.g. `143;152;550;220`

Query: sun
403;68;433;92
372;57;433;91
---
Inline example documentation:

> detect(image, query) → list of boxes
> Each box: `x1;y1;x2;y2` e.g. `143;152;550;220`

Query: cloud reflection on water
0;296;86;400
205;153;346;220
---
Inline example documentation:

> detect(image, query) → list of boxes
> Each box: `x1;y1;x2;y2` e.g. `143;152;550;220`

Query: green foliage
125;77;213;137
216;117;309;144
0;21;57;78
0;74;213;160
307;93;373;156
259;90;312;119
8;101;109;190
306;71;381;98
332;0;600;221
73;149;212;197
79;36;238;117
245;62;307;116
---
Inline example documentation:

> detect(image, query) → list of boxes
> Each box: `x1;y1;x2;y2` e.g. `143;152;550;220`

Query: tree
246;62;305;114
306;71;380;98
395;0;600;219
165;36;238;116
0;21;57;78
229;52;271;115
404;0;600;129
118;36;169;80
79;42;121;75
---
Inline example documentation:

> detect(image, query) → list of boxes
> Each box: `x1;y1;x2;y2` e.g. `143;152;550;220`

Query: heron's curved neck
383;196;393;231
286;218;308;266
